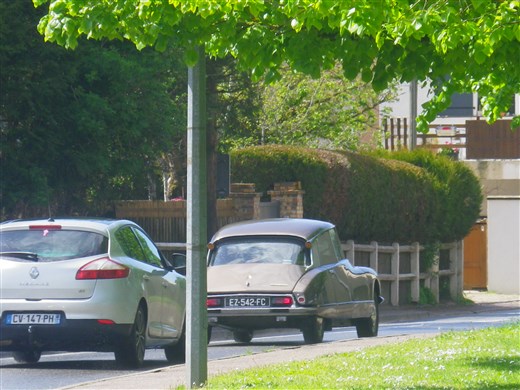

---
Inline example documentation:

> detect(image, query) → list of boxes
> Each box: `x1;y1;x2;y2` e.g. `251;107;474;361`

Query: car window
115;226;164;268
115;226;147;262
312;230;339;265
210;237;306;266
132;228;164;268
0;229;107;262
328;228;344;260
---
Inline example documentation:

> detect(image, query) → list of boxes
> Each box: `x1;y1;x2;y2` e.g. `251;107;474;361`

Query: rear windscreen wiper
0;251;40;261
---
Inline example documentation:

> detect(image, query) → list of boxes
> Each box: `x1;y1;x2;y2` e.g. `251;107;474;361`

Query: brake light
272;296;294;307
206;297;223;308
76;258;129;280
29;225;62;230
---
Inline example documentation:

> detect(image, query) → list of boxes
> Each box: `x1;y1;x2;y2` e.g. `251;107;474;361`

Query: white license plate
226;297;270;307
6;313;61;325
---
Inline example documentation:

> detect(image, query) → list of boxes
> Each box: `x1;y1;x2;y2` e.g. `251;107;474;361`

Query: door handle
143;275;150;281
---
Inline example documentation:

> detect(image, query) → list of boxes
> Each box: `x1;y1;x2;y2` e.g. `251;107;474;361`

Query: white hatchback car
0;218;186;367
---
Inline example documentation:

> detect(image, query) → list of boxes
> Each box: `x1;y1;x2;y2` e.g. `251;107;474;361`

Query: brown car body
206;218;383;344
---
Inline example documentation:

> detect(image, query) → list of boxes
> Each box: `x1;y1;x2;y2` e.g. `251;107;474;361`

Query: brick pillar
229;183;261;220
268;182;305;218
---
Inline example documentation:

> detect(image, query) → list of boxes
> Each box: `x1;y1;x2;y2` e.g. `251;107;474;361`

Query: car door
132;227;185;340
115;226;165;339
328;228;370;304
311;230;345;313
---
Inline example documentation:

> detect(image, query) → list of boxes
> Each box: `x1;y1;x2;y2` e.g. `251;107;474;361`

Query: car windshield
209;237;306;266
0;229;108;262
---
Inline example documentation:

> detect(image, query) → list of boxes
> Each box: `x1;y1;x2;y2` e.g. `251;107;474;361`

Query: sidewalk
379;289;520;323
63;291;519;390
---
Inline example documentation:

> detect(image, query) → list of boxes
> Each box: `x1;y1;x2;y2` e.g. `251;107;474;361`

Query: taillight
206;297;223;308
272;296;294;307
97;319;116;325
76;258;129;280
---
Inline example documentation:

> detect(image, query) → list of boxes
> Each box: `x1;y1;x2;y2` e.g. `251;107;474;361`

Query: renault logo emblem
29;267;40;279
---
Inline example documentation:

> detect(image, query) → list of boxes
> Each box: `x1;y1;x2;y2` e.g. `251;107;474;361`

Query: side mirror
171;253;187;276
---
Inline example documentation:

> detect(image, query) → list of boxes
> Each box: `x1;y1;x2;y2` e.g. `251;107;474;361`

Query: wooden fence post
391;242;400;306
431;249;440;303
450;241;464;301
370;241;378;272
345;240;355;263
411;242;420;303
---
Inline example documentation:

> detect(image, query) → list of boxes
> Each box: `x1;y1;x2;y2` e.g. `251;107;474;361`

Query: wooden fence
115;199;240;243
383;118;519;159
466;119;520;159
382;118;467;155
342;240;463;306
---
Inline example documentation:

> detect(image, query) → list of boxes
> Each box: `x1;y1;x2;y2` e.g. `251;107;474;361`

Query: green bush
371;148;483;242
230;145;482;244
337;151;438;243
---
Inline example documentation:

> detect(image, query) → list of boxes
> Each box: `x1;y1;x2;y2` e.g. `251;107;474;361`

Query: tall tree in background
210;60;263;153
258;64;397;150
214;63;397;152
0;0;186;218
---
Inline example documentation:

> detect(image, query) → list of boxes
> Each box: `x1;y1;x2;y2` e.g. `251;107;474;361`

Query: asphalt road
0;305;518;390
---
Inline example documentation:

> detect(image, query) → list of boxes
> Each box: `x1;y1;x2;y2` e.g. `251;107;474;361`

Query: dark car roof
209;218;335;243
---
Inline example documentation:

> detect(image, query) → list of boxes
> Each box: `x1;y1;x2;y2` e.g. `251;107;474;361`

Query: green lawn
202;322;519;389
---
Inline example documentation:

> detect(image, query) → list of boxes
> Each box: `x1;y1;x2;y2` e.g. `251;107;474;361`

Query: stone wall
229;183;261;221
268;182;305;218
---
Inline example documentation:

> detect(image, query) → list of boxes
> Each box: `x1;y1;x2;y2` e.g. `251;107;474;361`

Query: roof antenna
48;200;54;222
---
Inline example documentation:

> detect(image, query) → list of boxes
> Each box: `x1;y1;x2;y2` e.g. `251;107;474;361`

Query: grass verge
201;322;519;389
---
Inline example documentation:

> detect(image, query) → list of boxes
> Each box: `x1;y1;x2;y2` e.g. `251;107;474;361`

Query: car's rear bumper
0;319;132;352
208;305;319;331
0;282;140;324
207;300;378;331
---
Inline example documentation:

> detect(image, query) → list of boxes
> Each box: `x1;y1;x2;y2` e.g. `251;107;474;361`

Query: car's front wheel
302;316;324;344
115;304;147;368
355;296;379;337
13;350;41;364
233;329;253;343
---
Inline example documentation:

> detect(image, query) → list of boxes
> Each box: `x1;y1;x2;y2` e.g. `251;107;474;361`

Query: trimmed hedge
230;145;482;243
370;148;483;242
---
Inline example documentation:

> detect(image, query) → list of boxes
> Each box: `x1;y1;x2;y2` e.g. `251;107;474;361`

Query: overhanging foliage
33;0;520;130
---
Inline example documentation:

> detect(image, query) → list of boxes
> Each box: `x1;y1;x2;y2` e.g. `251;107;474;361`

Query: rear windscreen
209;237;306;266
0;229;108;261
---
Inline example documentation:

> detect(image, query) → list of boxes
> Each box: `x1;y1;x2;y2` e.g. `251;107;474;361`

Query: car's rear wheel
115;304;147;368
233;329;253;343
207;325;213;344
164;325;186;363
13;350;41;364
355;296;379;337
302;316;324;344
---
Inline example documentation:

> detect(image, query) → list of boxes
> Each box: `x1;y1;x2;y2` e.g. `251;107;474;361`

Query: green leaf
183;46;200;67
155;35;168;52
